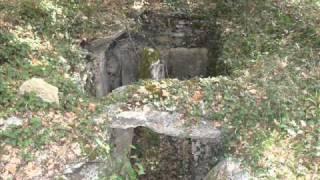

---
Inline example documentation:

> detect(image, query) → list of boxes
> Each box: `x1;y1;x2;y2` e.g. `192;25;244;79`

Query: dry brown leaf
30;57;43;66
65;112;76;119
5;163;17;174
212;121;223;128
88;103;96;112
161;90;170;97
248;89;257;95
24;162;42;178
192;90;204;102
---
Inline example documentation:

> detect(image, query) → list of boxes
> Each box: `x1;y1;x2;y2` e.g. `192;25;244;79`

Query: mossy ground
0;0;127;178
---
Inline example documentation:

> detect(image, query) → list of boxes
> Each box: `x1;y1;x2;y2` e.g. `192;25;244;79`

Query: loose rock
0;116;24;131
205;159;250;180
19;78;59;104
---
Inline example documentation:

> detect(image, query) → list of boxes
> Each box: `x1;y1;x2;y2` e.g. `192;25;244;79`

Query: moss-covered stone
139;48;161;79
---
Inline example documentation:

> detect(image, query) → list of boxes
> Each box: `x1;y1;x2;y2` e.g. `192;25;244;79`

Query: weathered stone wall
140;11;210;48
161;48;208;79
82;10;220;97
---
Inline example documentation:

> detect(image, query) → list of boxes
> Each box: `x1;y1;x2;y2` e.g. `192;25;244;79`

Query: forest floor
1;0;320;179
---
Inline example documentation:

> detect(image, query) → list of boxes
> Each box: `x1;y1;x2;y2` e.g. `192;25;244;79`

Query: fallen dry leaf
248;89;257;95
24;162;42;178
65;112;76;119
30;57;43;66
212;121;223;128
88;103;96;112
5;163;17;174
192;90;204;102
161;89;170;97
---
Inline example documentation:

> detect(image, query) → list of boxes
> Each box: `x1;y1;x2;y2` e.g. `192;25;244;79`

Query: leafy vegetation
0;117;51;149
0;0;118;178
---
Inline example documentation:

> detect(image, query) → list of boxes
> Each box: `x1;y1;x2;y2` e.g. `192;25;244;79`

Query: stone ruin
82;10;221;97
107;104;223;180
70;10;243;180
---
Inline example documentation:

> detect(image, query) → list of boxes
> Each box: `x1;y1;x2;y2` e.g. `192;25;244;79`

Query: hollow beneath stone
107;104;223;180
130;127;223;180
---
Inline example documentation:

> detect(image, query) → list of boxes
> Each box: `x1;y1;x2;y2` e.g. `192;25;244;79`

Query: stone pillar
109;128;135;178
191;138;222;180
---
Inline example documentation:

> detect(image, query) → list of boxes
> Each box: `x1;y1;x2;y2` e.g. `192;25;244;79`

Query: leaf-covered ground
1;0;320;179
0;0;123;178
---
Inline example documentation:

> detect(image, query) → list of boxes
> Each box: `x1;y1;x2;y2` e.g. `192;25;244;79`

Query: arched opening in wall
82;10;227;97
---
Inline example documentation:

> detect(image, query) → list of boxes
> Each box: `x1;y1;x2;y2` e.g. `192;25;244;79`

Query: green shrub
0;80;14;108
18;0;49;21
49;75;85;111
0;32;30;66
0;117;52;149
16;92;53;112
